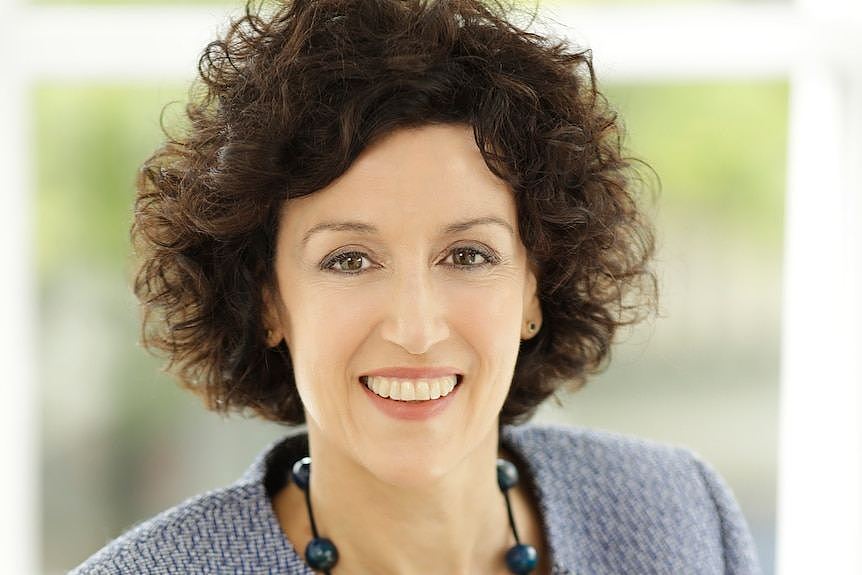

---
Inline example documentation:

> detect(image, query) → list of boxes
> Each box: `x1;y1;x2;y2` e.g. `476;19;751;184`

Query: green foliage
604;81;789;248
35;84;187;280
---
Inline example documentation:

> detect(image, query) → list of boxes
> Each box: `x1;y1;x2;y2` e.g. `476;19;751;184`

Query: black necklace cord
302;483;321;538
502;487;522;544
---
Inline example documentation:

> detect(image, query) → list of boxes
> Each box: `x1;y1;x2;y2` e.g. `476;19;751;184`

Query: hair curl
132;0;658;427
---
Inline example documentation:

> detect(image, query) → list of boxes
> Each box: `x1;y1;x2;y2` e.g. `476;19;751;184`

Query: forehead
280;123;517;234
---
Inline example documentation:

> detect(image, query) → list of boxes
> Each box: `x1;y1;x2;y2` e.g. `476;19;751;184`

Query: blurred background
2;0;859;574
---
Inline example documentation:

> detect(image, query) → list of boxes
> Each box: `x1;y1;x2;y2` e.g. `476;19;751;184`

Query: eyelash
321;245;500;275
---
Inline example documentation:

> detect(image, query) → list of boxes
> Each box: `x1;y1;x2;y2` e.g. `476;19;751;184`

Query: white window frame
2;2;859;573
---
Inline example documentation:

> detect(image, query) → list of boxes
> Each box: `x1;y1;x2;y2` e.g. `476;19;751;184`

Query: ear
261;282;286;348
521;258;543;340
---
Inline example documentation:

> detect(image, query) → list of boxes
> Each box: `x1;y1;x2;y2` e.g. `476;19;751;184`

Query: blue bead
505;543;538;574
292;457;311;491
497;458;519;491
305;537;338;570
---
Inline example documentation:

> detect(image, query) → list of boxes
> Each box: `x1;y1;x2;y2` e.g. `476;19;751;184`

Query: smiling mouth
359;374;463;401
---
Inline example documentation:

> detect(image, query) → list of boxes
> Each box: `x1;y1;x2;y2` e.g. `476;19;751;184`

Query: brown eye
452;248;483;266
446;246;496;269
324;251;370;274
339;254;363;271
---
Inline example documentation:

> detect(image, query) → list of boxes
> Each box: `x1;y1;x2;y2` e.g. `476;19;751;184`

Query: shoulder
505;421;733;496
506;421;712;475
68;480;300;575
503;422;762;574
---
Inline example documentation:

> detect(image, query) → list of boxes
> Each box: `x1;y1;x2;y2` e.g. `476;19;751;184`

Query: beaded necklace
290;456;539;574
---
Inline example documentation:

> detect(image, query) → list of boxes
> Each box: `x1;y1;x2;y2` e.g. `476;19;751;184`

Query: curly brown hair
131;0;658;427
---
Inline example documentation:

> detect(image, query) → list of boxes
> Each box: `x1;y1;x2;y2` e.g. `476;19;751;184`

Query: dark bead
505;543;538;574
497;458;519;491
292;457;311;491
305;537;338;571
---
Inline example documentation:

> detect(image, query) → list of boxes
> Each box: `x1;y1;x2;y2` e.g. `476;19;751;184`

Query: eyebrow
300;216;515;248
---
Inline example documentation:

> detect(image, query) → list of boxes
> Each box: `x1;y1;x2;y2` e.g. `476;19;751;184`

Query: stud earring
265;329;277;346
522;320;538;340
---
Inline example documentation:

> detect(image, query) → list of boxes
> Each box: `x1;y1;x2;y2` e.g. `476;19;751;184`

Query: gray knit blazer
70;422;762;574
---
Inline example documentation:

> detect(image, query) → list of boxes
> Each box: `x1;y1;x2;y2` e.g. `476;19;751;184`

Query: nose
379;268;451;355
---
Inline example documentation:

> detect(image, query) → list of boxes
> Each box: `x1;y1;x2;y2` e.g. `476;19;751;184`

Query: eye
322;251;373;274
443;246;498;270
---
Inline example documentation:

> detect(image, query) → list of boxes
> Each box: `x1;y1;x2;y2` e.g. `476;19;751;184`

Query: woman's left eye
442;246;497;268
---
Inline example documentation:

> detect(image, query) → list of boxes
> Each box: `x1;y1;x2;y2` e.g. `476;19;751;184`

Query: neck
297;423;515;575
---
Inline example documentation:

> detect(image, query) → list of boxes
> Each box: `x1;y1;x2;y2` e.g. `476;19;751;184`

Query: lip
361;366;462;379
360;375;463;421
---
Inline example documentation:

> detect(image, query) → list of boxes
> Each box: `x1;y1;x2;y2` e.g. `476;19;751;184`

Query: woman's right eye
322;251;372;274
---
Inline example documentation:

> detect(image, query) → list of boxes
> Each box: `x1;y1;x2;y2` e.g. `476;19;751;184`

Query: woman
72;0;762;573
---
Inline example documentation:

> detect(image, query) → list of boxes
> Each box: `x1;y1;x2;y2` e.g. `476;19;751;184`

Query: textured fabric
69;422;762;574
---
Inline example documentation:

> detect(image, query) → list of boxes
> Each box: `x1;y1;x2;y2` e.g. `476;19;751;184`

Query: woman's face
264;123;541;485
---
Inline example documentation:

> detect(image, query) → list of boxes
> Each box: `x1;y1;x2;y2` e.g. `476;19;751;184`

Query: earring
523;320;538;340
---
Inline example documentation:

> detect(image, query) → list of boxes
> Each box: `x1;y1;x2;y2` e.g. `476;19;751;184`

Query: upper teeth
365;375;458;401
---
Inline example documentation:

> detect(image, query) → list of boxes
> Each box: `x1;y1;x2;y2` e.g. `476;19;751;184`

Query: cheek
283;284;376;395
450;281;524;367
